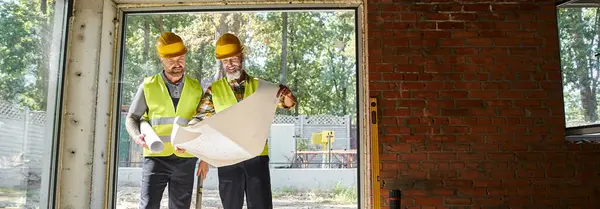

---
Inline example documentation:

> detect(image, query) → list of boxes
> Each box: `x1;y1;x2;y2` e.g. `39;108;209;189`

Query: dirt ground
115;186;357;209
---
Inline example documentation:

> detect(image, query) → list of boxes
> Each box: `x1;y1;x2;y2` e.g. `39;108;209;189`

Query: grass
0;187;24;197
271;183;357;205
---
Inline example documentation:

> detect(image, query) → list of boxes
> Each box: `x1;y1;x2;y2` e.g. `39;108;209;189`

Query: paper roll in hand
140;121;164;153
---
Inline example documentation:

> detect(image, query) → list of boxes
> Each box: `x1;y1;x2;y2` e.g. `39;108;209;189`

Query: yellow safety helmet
215;33;243;60
156;32;187;58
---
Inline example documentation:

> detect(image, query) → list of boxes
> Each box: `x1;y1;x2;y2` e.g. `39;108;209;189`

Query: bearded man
192;33;296;209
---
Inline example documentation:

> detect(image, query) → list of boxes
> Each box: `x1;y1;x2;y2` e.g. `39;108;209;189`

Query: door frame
104;1;371;208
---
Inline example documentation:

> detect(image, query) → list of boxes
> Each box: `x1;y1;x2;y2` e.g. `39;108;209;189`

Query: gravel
115;186;357;209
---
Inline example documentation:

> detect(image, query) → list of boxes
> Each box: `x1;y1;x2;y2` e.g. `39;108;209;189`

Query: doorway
112;7;363;209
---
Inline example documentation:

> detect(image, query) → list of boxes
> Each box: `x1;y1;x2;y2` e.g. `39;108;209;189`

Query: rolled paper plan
171;79;280;167
140;121;164;153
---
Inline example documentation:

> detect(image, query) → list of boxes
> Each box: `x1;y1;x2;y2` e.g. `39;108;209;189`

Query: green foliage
0;3;358;116
558;7;600;126
0;0;55;110
120;11;357;119
296;138;309;151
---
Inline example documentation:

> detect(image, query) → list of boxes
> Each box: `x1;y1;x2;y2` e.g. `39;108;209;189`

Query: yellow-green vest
142;73;202;158
211;76;269;156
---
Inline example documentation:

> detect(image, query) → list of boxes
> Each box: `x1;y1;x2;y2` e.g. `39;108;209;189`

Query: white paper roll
140;121;164;153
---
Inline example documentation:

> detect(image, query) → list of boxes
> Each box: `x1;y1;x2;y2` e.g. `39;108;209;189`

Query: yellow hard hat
156;32;187;58
215;33;243;60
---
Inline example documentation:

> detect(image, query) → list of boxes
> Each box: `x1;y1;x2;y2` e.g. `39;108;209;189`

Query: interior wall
368;0;600;208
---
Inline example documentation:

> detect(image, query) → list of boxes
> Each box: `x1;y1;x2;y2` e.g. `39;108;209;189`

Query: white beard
220;61;244;81
225;70;241;80
225;65;244;81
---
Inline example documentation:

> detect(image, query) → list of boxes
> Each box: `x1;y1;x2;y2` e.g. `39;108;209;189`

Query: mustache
227;66;240;70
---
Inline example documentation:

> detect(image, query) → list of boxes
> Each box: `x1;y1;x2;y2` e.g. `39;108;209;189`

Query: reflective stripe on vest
143;73;202;158
211;76;269;156
150;117;191;127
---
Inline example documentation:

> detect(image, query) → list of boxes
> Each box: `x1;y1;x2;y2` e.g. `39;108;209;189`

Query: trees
0;0;55;111
558;7;600;127
116;11;358;165
0;4;358;116
120;11;358;118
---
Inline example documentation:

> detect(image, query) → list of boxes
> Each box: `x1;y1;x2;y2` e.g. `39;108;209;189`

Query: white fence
120;112;358;168
0;102;47;189
0;101;359;189
118;168;358;190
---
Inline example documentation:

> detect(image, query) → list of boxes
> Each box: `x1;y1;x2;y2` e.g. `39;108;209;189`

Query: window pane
0;0;66;208
558;7;600;128
116;10;358;208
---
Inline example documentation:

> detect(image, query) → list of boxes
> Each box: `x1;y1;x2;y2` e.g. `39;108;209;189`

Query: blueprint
171;79;280;167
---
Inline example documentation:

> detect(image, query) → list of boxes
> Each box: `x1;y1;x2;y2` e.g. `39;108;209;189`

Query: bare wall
367;0;600;208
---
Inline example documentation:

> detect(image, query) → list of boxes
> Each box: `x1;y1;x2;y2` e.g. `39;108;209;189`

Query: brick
368;0;600;208
459;188;487;196
387;143;411;152
463;4;490;11
439;39;465;47
452;31;478;38
442;143;471;151
487;152;515;161
450;13;478;21
473;180;502;187
430;170;458;179
400;154;427;161
415;197;443;205
431;188;456;196
384;126;411;134
494;38;520;46
438;22;465;30
460;170;487;179
382;162;406;170
429;153;457;160
444;197;473;205
424;13;450;20
492;4;519;11
466;38;493;46
430;135;457;142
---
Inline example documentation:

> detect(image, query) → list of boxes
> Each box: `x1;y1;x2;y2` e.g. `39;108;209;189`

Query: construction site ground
116;186;358;209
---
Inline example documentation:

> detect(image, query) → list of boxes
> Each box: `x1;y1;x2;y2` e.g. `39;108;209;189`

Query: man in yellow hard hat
125;32;209;209
192;33;297;209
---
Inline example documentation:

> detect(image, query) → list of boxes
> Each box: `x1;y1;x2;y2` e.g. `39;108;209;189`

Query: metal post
345;115;351;150
195;173;203;209
23;106;31;208
327;136;330;168
389;189;401;209
23;107;29;157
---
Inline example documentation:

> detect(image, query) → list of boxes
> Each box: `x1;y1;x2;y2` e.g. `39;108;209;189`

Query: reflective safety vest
211;75;269;156
142;73;202;158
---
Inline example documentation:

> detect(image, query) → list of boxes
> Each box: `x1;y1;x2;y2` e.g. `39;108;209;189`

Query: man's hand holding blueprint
170;80;280;167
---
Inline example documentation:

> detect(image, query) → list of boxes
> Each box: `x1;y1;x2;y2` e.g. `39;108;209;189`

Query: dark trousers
218;155;273;209
139;154;198;209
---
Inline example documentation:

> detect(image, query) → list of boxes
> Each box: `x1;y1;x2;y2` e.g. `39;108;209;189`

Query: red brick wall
367;0;600;208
